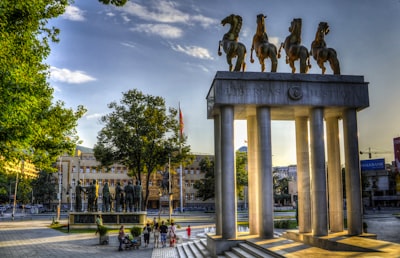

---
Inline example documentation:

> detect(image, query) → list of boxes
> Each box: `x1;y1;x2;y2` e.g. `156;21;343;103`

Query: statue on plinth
218;14;247;72
310;22;340;75
102;181;111;212
124;180;134;212
75;180;85;212
87;180;98;212
115;182;123;212
133;180;142;211
250;14;278;72
278;18;311;73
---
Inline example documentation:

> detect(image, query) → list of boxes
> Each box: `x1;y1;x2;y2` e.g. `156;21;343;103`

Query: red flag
179;107;184;139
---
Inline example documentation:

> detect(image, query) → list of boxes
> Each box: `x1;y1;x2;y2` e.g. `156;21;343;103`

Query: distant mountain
238;146;247;152
76;145;94;153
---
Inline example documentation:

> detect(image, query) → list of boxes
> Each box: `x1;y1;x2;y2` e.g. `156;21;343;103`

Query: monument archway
206;71;369;253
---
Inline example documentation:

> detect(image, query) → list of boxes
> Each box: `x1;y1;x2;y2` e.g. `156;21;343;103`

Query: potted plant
129;226;142;248
98;225;109;245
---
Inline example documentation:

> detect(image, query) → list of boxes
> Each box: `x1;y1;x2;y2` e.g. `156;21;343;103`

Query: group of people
117;217;192;251
74;179;142;212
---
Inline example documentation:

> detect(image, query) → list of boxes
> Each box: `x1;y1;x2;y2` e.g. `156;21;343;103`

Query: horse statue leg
270;45;278;72
299;48;311;74
234;43;246;72
289;58;296;73
328;49;340;74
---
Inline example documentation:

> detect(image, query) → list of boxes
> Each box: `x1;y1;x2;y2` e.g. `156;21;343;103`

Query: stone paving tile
0;220;156;258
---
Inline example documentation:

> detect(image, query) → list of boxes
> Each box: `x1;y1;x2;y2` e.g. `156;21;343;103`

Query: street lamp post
57;157;62;221
12;160;23;221
168;155;172;223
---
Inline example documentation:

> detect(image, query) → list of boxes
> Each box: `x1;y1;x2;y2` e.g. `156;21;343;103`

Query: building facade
54;146;214;212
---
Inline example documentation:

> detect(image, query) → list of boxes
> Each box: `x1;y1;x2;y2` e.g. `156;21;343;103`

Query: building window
190;193;194;200
185;194;189;200
86;167;90;173
185;181;189;187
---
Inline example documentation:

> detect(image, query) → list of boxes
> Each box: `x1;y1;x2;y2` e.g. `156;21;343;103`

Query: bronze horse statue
310;22;340;74
250;14;278;72
278;18;311;73
218;14;247;72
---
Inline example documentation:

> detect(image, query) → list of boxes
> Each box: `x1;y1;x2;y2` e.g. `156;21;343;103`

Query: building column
295;116;312;233
220;105;237;239
326;116;344;232
214;114;222;235
343;109;363;235
310;108;328;236
257;106;274;238
247;115;259;235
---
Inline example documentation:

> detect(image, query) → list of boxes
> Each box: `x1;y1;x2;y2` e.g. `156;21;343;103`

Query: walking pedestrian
118;225;125;251
143;223;151;247
159;220;168;248
95;215;103;235
153;219;160;248
169;222;176;247
186;225;191;239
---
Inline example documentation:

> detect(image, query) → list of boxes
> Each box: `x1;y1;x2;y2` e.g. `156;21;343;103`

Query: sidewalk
0;219;178;258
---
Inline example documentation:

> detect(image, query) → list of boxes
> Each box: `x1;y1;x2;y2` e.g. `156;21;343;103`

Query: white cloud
85;113;103;120
121;42;136;48
121;1;218;27
171;44;213;60
106;12;115;17
123;1;189;23
130;24;183;39
50;67;96;84
62;6;85;21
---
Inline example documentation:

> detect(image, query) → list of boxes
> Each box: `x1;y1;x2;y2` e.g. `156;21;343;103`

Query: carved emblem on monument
288;86;303;100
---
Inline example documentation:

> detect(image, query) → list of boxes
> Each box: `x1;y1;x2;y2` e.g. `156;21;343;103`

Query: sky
47;0;400;166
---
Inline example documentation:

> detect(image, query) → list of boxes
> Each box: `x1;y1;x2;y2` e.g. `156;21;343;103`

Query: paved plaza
0;209;399;257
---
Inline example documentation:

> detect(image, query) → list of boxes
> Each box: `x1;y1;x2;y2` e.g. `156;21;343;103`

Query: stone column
326;116;343;232
343;109;363;235
257;106;274;238
295;116;312;233
220;105;236;239
310;108;328;236
247;115;259;235
214;114;222;235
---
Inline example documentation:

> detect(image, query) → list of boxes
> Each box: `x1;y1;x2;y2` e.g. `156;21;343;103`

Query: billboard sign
360;158;385;171
394;137;400;170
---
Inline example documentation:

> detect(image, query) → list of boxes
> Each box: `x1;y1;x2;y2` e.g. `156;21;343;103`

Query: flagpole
179;103;183;213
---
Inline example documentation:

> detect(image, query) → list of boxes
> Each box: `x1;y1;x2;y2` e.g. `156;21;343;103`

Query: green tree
93;89;191;210
236;151;248;200
194;151;248;201
32;170;57;208
0;1;87;171
194;157;215;201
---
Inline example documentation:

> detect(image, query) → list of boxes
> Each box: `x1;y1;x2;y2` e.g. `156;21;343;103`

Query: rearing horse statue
250;14;278;72
310;22;340;75
218;14;247;72
278;18;311;73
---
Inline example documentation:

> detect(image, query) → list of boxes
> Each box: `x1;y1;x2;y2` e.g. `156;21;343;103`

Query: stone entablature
207;72;369;120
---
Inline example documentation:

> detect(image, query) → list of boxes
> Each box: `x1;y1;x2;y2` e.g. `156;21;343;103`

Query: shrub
130;226;142;237
98;225;109;236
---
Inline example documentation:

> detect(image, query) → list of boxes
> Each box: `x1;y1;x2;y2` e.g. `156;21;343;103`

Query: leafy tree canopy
0;1;86;171
94;89;191;210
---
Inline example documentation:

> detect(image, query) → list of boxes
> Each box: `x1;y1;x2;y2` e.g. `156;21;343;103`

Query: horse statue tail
277;42;284;59
218;40;222;56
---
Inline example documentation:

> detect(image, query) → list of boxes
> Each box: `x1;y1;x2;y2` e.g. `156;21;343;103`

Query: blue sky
47;0;400;166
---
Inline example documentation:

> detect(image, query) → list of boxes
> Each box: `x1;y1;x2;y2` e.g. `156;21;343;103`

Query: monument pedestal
68;211;147;229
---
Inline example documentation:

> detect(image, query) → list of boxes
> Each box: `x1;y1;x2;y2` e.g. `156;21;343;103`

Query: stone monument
206;71;368;255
